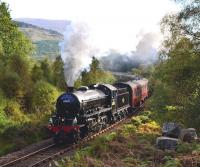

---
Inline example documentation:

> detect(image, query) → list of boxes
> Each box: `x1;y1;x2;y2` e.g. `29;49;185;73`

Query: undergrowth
0;112;51;155
52;111;200;167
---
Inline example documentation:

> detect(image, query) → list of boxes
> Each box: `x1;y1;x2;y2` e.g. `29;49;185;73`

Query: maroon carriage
133;78;148;103
115;78;148;108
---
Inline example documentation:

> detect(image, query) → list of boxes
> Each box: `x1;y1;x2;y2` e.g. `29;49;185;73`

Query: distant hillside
16;21;63;59
15;21;63;41
15;18;71;34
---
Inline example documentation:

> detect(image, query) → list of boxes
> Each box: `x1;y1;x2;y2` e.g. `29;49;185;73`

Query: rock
179;128;198;143
156;136;180;150
162;122;182;138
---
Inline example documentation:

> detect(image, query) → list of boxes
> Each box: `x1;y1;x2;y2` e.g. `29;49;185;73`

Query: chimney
67;86;74;93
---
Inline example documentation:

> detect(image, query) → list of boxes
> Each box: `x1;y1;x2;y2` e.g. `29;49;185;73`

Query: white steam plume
100;32;160;72
60;0;179;85
60;23;92;87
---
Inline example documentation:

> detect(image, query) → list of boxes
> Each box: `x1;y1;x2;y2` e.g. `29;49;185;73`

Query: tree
0;2;33;59
177;0;200;42
31;81;59;113
31;63;44;82
90;56;101;72
0;1;33;101
79;57;116;86
40;59;53;83
52;56;66;90
1;72;22;98
150;0;200;129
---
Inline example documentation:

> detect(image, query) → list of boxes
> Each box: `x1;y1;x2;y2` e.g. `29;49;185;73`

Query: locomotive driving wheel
71;130;80;144
53;131;64;145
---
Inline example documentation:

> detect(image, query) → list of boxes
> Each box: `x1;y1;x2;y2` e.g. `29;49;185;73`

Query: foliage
31;57;66;90
33;40;60;59
31;63;44;82
4;100;29;123
53;111;199;167
131;115;150;126
0;2;63;155
137;121;160;134
31;81;59;113
0;90;9;128
0;2;33;58
77;57;116;87
176;142;200;154
16;21;62;60
1;72;22;98
56;112;159;167
52;56;66;90
149;0;200;130
132;65;155;78
163;156;181;167
121;124;137;136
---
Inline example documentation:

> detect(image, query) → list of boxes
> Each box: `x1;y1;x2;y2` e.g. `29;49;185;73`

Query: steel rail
0;144;55;167
1;105;144;167
30;105;144;167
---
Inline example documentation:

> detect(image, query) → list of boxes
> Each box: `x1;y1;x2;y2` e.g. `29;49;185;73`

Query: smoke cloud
61;25;160;84
59;0;178;85
100;32;159;72
60;23;92;86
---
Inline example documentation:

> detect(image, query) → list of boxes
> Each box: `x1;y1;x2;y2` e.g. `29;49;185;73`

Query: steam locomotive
48;78;148;144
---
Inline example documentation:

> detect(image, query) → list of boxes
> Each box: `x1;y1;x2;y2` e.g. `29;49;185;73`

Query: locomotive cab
96;84;117;110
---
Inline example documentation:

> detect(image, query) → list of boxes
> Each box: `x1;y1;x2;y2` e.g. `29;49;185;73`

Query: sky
3;0;179;52
2;0;180;83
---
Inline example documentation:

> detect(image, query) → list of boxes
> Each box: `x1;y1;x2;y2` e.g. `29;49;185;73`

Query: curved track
0;105;144;167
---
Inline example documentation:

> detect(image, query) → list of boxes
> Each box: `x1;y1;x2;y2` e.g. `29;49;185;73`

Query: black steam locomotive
48;79;148;143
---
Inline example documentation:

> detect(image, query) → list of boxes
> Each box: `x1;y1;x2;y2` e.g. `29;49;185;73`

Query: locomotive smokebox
67;86;74;93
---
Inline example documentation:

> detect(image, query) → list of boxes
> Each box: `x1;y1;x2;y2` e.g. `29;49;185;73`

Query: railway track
0;105;144;167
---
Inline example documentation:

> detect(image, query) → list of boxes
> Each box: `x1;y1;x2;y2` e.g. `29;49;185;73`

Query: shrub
80;133;117;158
104;132;117;142
1;72;22;98
122;124;137;136
4;100;29;123
138;121;160;134
131;117;142;126
31;81;59;113
176;142;200;154
131;115;148;125
138;115;150;123
163;156;181;167
0;90;8;128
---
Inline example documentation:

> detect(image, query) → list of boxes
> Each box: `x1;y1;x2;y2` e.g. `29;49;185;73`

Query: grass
53;111;200;167
0;86;56;156
0;112;51;156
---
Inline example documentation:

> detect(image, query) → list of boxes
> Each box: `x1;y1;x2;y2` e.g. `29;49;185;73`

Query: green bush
31;81;59;113
131;116;142;126
122;124;137;136
163;156;181;167
1;72;22;98
4;100;29;123
137;121;160;134
131;114;151;127
0;90;8;128
176;142;200;154
79;133;117;158
139;115;150;123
